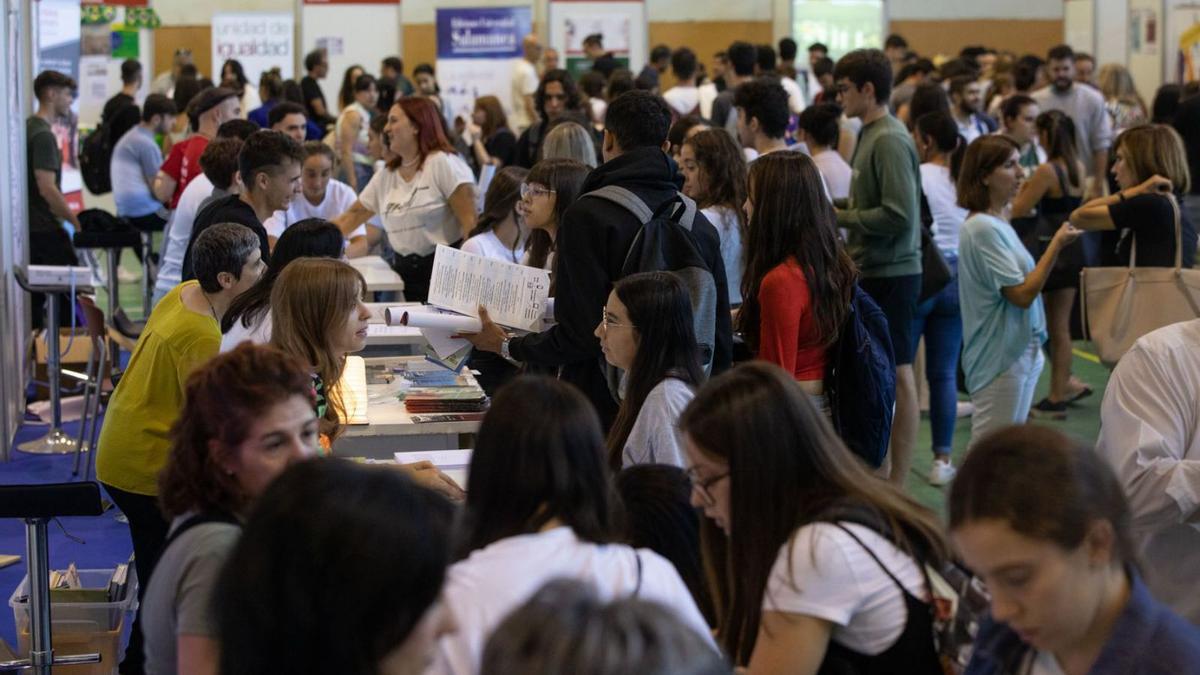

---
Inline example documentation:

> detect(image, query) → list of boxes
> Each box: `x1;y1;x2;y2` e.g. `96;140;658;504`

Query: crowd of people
19;25;1200;675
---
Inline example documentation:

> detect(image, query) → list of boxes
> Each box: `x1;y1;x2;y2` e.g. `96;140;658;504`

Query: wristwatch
500;336;512;361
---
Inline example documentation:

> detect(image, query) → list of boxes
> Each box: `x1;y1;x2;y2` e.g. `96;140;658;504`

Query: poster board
435;7;532;126
34;0;83;210
548;0;646;81
211;12;295;87
301;0;402;114
1167;3;1200;83
1128;0;1163;95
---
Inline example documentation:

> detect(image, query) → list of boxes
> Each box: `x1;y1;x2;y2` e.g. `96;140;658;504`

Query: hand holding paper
457;305;511;354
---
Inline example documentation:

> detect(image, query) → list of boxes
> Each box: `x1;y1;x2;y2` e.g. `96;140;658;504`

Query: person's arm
177;635;219;675
745;612;833;675
309;97;330;122
1088;150;1109;199
470;132;492;169
396;459;465;501
1095;342;1200;530
338;109;362;191
447;183;477;242
344;234;369;258
154;171;178;204
1009;164;1053;219
1000;222;1082;308
331;199;376;238
1070;175;1172;231
33;169;80;228
836;135;918;236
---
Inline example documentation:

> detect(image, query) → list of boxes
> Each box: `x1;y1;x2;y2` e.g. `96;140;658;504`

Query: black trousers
28;227;79;331
390;240;462;303
103;483;169;675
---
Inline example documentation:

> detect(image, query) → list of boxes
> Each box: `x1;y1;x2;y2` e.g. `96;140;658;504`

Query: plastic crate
8;568;138;674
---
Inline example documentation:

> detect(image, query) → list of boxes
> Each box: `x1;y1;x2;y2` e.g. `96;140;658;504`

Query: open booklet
381;245;552;371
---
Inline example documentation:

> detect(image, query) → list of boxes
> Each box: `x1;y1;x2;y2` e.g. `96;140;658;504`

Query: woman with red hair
334;96;476;301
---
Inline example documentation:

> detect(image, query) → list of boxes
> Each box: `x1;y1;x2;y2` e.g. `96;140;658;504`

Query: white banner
548;0;645;82
212;12;295;88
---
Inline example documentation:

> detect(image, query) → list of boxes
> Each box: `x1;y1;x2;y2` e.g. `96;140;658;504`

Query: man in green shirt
833;49;922;489
27;70;81;329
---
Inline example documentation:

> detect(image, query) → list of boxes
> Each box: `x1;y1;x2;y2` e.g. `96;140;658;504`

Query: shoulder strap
586;185;654;224
830;521;934;606
1167;193;1183;271
1050;161;1068;194
162;512;239;553
634;549;643;597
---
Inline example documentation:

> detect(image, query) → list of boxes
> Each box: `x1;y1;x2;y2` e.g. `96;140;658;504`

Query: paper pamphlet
387;306;481;332
427;245;551;331
365;324;422;338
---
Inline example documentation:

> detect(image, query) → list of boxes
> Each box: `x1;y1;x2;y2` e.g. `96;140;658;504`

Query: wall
887;0;1064;59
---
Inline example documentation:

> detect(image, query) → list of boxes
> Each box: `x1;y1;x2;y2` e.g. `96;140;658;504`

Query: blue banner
436;7;532;60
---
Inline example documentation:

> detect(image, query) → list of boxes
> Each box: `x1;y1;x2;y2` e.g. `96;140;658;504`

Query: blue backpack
825;285;896;468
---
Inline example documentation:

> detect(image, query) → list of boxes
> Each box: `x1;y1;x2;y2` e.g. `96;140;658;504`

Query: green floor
97;241;1106;519
905;346;1107;517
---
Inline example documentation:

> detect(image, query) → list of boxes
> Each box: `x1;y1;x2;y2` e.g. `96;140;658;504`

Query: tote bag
1080;194;1200;367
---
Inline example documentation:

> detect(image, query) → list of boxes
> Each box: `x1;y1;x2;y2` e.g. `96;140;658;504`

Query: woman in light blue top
956;135;1081;451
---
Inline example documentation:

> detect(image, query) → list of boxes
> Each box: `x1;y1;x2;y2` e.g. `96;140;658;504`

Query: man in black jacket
466;91;733;427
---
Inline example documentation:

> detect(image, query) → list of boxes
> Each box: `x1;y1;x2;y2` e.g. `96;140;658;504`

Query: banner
35;0;83;209
435;7;532;126
548;0;645;82
212;12;295;87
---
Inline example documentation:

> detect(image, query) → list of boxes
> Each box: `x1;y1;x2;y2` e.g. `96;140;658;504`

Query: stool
14;269;89;455
128;217;167;319
73;216;143;362
0;482;104;674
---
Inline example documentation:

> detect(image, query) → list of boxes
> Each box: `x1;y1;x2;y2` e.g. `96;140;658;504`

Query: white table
349;255;406;294
335;356;482;457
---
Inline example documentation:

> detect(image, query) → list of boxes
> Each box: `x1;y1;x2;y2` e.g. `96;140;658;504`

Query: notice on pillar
212;12;295;86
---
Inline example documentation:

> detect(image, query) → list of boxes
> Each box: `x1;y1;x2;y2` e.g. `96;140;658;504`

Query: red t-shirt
160;136;210;209
757;258;827;381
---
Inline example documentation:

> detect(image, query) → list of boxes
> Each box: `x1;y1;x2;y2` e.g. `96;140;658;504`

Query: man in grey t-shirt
1032;44;1114;199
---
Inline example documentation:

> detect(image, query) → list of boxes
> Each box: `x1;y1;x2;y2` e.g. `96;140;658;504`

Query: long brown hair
737;153;856;352
159;343;315;518
269;258;366;442
1036;110;1081;189
683;129;748;232
956;134;1020;212
474;95;509;140
524;158;590;273
679;362;950;665
386;97;457;171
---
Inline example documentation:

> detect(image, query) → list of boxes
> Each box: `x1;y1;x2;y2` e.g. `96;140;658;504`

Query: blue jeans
912;257;961;458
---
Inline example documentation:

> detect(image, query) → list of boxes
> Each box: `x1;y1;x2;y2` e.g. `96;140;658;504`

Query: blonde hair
269;258;366;441
1116;124;1192;194
1098;64;1146;112
541;121;598;168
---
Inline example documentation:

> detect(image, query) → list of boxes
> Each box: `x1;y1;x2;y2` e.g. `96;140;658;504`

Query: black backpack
825;285;896;468
80;124;115;195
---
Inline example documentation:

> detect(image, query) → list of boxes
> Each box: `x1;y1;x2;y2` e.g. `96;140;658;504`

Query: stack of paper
403;387;488;413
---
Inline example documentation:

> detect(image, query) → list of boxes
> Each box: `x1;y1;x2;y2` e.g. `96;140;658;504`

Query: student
217;460;457;675
949;425;1200;674
510;35;542;133
740;153;855;411
183;130;304;280
1010;111;1088;419
262;142;368;255
1098;64;1148;133
597;272;704;470
639;44;673;93
540;120;598;168
332;96;476;302
377;56;414;113
516;158;589;273
220;59;260;119
907;82;951;133
481;579;728;675
734;79;791;157
998;94;1045;175
142;343;316;675
615;464;715;627
1033;45;1113;199
679;362;949;672
247;69;283;129
667;115;709;162
911;111;968;485
796;102;852;200
578;71;608;128
155;87;241;209
112;94;176;231
833;48;923;486
335;73;378;191
428;376;714;675
465;95;517;171
514;70;583;168
710;42;757;132
662;47;701;116
336;65;366;112
948;75;997;144
1069;123;1195;268
462;166;529;264
268;101;309;144
300;49;335;129
220;219;346;352
679;129;747;304
957;136;1081;449
96;223;265;675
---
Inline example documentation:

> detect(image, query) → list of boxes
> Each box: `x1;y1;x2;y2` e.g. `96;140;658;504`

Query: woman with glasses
738;153;856;413
595;271;704;470
332;96;476;302
679;361;949;674
515;158;589;274
428;376;714;675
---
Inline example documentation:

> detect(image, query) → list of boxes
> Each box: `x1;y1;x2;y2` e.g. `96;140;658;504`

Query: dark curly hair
536;69;582;120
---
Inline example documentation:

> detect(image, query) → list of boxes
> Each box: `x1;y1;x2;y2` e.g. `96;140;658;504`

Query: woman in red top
738;152;857;406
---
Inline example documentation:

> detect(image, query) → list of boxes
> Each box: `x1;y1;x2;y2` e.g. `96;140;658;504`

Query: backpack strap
162;511;239;553
586;185;655;224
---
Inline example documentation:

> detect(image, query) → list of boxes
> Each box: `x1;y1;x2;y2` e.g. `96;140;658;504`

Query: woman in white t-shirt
429;376;716;675
461;166;528;264
333;97;476;302
911;111;969;486
596;272;704;471
263;142;370;256
220;219;347;353
679;129;747;306
679;362;950;674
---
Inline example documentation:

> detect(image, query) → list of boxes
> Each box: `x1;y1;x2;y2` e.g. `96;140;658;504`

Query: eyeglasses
599;310;635;332
520;182;556;200
685;467;729;506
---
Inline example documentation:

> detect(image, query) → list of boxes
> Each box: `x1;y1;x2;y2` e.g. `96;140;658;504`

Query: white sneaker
928;458;957;486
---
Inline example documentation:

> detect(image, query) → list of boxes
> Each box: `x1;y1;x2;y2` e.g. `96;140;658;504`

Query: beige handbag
1080;194;1200;367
